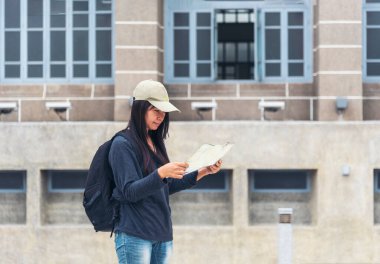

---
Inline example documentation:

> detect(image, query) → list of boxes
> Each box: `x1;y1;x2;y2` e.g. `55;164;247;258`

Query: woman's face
145;106;166;131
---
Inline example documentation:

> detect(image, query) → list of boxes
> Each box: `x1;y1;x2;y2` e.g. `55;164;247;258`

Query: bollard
278;208;293;264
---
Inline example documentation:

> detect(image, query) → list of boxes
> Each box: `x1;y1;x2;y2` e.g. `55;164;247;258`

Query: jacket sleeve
168;170;198;195
109;137;166;203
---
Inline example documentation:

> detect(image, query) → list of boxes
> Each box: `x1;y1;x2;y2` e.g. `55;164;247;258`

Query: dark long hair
127;100;170;174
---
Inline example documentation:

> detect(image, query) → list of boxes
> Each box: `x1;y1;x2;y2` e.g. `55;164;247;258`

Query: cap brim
149;100;180;112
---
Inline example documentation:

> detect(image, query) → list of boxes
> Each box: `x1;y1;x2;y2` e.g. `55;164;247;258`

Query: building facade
1;0;380;263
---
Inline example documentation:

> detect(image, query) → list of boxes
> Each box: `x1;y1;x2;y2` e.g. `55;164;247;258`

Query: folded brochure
185;143;234;173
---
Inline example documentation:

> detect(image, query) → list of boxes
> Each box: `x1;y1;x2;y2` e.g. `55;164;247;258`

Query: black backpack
83;130;128;235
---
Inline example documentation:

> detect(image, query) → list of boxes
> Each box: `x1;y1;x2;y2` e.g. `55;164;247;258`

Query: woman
109;80;222;264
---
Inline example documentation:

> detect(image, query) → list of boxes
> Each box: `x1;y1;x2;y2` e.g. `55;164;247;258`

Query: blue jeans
114;232;173;264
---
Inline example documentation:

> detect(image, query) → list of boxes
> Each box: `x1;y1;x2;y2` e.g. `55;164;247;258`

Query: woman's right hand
158;162;189;179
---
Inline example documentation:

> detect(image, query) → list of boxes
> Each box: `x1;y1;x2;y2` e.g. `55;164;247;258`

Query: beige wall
1;122;380;263
313;0;363;121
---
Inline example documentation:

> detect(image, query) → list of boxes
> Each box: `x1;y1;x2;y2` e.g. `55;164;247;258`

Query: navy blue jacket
109;135;198;241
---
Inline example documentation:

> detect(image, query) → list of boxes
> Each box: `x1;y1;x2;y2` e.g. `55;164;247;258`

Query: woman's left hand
197;160;223;181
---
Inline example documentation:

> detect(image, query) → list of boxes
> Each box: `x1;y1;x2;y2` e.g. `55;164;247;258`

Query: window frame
0;170;26;193
0;0;114;84
363;2;380;82
164;0;312;84
249;169;311;193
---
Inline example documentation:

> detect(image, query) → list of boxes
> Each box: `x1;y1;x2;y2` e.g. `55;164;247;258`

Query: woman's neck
146;134;156;153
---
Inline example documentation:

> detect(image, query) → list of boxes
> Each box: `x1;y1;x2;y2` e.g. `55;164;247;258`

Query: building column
26;167;42;227
314;0;363;121
114;0;164;121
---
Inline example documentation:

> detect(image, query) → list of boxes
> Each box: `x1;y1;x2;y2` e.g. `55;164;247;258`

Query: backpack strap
108;129;129;238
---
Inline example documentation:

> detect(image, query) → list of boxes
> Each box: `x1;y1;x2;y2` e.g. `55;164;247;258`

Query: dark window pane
51;0;65;14
28;0;43;28
51;15;66;27
73;31;89;61
5;32;20;61
197;63;211;77
5;65;20;78
289;63;304;77
265;12;280;26
367;0;380;2
28;65;43;77
238;43;248;62
266;63;281;77
368;12;380;25
367;63;380;76
0;171;25;190
218;43;223;61
51;65;65;77
51;31;66;61
96;0;112;11
288;29;303;60
377;172;380;189
73;1;88;11
49;170;87;190
253;171;308;190
74;64;88;77
288;12;303;26
192;171;227;190
28;31;43;61
226;43;236;62
5;0;20;28
51;0;66;27
197;29;211;60
197;13;211;26
73;14;88;27
265;29;280;60
367;29;380;59
96;64;112;77
174;30;189;60
96;14;112;27
174;64;189;77
174;13;189;26
96;30;112;60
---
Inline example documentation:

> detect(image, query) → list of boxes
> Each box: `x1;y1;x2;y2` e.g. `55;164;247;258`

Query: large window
0;0;113;83
364;0;380;80
165;0;311;83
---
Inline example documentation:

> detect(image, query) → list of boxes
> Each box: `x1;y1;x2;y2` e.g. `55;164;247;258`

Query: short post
278;208;293;264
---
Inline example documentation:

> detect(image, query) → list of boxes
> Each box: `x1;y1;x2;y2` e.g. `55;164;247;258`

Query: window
0;0;113;83
165;0;311;83
364;1;380;80
0;170;26;192
248;169;313;225
250;170;310;192
46;170;87;192
375;170;380;192
217;9;255;80
185;170;230;192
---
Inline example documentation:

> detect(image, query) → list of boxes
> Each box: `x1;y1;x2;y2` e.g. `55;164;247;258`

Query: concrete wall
1;122;380;263
0;193;26;224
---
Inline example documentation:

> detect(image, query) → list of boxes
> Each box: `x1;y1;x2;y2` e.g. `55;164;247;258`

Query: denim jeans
114;232;173;264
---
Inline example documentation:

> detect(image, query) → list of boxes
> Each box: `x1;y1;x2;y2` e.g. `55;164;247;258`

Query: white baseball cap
133;80;180;112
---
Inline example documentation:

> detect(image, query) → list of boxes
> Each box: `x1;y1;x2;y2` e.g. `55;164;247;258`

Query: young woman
109;80;222;264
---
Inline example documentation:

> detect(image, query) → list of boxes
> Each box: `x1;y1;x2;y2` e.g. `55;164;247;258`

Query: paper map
185;143;234;173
